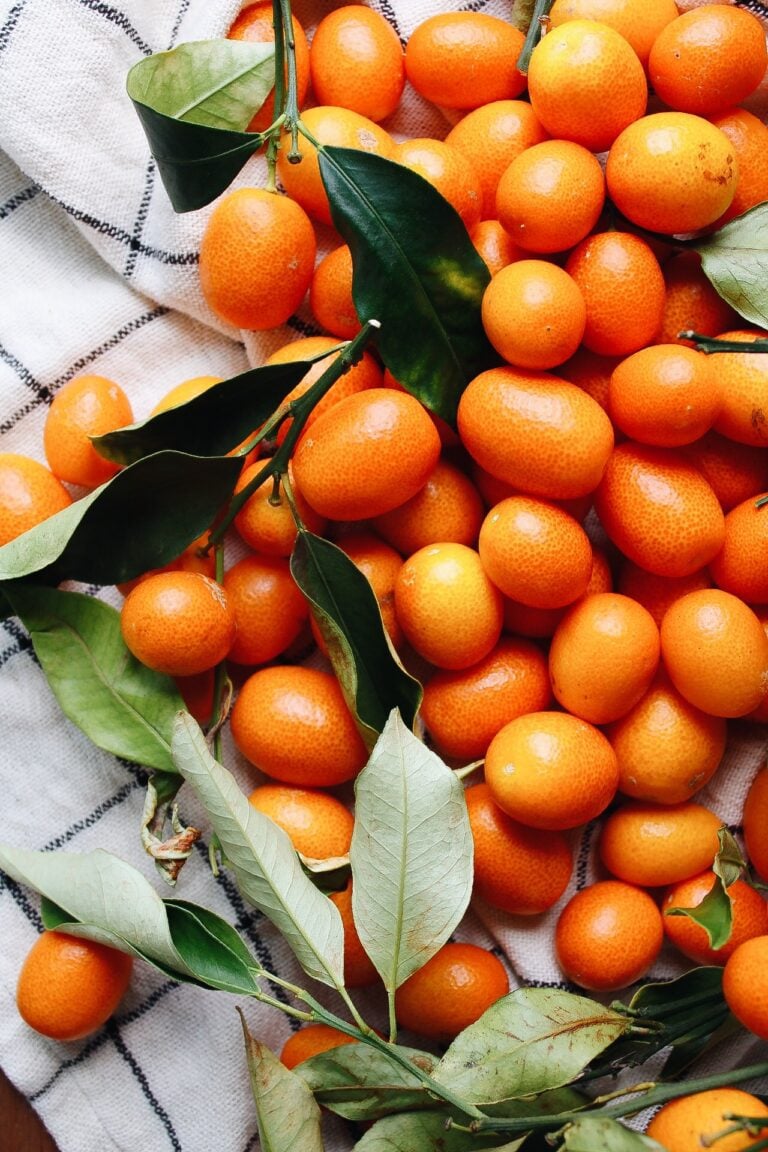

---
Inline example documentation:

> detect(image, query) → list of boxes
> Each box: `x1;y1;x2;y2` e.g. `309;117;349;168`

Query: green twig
516;0;555;75
279;0;301;160
680;331;768;354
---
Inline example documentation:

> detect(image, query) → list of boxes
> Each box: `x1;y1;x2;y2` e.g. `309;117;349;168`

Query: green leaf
3;586;183;773
694;202;768;328
0;845;195;977
319;147;493;424
562;1117;665;1152
0;450;241;587
290;531;422;747
163;900;261;995
350;711;473;990
240;1014;324;1152
625;966;725;1018
171;712;345;988
127;41;276;213
664;829;745;949
93;362;307;466
434;988;630;1105
486;1088;587;1122
295;1043;437;1121
510;0;538;33
354;1111;527;1151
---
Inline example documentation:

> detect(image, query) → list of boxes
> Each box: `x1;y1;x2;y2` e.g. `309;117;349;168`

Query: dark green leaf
127;41;276;213
290;531;422;746
164;900;261;994
354;1111;527;1151
435;988;630;1105
350;711;473;990
94;362;307;466
40;897;72;930
0;450;241;587
694;202;768;328
295;1043;437;1121
240;1015;324;1152
664;829;744;949
625;966;724;1017
319;147;494;424
3;586;183;772
562;1118;665;1152
486;1088;587;1122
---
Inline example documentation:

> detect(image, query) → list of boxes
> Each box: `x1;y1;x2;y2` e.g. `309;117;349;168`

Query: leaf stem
468;1062;768;1134
207;319;380;546
680;331;768;354
278;0;301;161
266;0;285;190
516;0;555;75
298;991;486;1121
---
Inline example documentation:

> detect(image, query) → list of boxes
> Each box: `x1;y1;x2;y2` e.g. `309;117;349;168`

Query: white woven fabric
0;1;767;1149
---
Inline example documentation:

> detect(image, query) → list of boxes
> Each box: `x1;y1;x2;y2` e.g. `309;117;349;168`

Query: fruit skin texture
502;545;614;640
495;139;605;255
470;220;523;278
565;232;665;358
199;189;316;331
616;563;712;628
606;669;726;805
549;593;661;726
247;784;353;860
548;0;679;68
710;493;768;604
723;935;768;1041
421;637;552;761
394;543;503;671
457;366;614;501
682;432;768;513
663;871;768;966
711;109;768;227
223;554;309;667
527;19;647;153
291;389;441;522
606;113;738;235
608;344;719;448
44;374;133;487
309;245;360;341
0;453;72;546
446;100;550;220
275;105;394;227
329;881;380;988
394;941;510;1042
465;783;572;915
555;880;663;991
120;571;236;676
16;930;133;1041
709;330;768;448
660;589;768;718
744;768;768;884
649;6;768;119
231;665;368;787
478;496;593;609
228;2;310;133
485;710;619;831
309;5;405;123
371;458;485;556
281;1023;356;1070
599;801;723;887
404;13;526;110
647;1089;768;1152
595;442;725;578
481;260;586;371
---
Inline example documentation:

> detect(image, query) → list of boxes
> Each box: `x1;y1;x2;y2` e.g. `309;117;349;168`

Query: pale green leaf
240;1015;324;1152
171;712;344;988
350;710;473;990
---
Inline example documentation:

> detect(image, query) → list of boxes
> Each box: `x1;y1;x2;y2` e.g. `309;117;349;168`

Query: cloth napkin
0;1;766;1149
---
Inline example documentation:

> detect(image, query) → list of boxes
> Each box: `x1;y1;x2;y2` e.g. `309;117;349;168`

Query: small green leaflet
664;828;744;949
240;1015;324;1152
